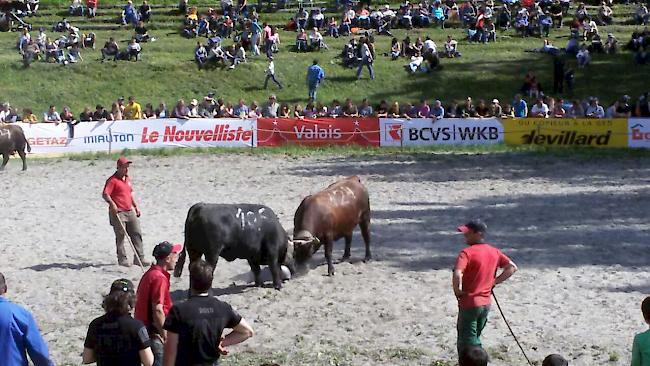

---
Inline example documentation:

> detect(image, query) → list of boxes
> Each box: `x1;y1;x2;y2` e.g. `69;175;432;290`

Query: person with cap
163;259;254;366
263;55;283;90
188;99;200;117
135;241;183;366
83;278;154;366
124;96;143;120
0;272;54;366
453;219;517;358
102;156;148;267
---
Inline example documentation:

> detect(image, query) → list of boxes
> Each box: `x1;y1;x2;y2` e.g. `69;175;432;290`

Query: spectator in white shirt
529;98;550;118
585;98;605;118
44;105;62;124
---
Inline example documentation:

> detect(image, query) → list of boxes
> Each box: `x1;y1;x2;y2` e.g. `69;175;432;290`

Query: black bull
0;124;31;171
173;203;295;290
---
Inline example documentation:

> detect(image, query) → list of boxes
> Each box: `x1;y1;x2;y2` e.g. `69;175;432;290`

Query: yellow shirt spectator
123;101;142;120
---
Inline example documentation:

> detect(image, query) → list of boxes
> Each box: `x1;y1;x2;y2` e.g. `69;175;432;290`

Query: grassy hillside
1;1;648;115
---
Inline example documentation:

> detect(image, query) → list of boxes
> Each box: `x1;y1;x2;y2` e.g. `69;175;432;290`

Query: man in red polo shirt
453;219;517;358
135;241;182;366
102;156;147;267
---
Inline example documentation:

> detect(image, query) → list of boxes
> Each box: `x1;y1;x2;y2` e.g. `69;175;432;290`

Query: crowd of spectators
1;90;649;125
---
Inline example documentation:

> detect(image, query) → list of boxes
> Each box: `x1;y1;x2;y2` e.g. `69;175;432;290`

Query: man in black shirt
83;279;154;366
93;105;111;121
163;260;254;366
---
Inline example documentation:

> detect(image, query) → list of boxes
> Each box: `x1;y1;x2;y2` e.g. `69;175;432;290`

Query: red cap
116;156;132;167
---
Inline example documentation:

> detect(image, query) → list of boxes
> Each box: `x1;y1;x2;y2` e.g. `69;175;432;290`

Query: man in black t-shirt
163;260;254;366
83;279;154;366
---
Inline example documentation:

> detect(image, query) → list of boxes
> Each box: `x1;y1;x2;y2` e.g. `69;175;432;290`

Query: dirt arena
1;152;649;365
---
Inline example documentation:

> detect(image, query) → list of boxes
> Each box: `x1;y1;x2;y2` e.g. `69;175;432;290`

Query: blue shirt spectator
513;96;528;117
0;273;53;366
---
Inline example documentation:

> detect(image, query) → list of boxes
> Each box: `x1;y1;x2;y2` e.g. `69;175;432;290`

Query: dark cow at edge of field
0;124;31;171
173;203;295;290
292;176;371;276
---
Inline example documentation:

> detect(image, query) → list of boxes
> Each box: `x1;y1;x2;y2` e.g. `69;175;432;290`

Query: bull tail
173;243;187;278
25;136;31;153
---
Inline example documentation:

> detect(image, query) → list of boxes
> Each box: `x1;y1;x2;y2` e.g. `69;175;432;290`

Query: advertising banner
257;118;380;147
379;118;504;147
628;119;650;148
502;118;628;148
18;118;257;154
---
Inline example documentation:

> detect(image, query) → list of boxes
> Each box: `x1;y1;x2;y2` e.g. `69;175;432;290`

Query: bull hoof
328;269;335;276
274;283;282;290
363;256;372;263
255;280;263;287
340;255;351;262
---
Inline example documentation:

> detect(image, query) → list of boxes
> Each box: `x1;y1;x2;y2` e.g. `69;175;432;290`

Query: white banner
379;118;504;147
18;118;257;154
628;119;650;148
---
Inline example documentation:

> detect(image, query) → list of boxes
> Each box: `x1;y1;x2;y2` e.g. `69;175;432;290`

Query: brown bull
292;176;371;276
0;124;31;171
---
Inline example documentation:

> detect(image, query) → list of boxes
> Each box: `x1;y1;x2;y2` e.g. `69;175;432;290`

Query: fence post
107;125;112;154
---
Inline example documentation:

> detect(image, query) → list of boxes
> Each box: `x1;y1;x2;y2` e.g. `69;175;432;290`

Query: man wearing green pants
453;219;518;357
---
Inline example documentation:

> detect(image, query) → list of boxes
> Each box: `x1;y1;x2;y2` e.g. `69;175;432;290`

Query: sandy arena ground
1;152;649;366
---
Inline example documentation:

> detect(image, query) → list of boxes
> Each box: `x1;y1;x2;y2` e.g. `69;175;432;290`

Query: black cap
542;354;568;366
152;241;183;259
109;278;135;294
457;219;488;234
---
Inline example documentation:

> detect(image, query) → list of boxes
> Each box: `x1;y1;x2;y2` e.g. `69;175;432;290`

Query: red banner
257;118;380;147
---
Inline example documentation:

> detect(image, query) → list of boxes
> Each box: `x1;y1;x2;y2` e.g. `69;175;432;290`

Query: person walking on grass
263;55;283;90
306;59;324;101
0;272;54;366
356;38;375;80
103;156;149;267
453;219;518;358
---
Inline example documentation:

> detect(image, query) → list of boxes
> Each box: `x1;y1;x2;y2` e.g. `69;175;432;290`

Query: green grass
1;2;648;116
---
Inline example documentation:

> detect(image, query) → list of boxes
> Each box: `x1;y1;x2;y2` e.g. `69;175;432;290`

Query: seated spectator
110;102;123;120
565;99;584;118
315;102;328;117
188;99;200;117
22;108;39;123
134;21;151;42
417;99;430;118
538;11;552;37
293;104;304;119
101;37;119;62
312;8;324;29
278;103;291;118
529;98;549;117
139;0;151;22
156;102;169;118
309;27;326;50
583;19;598;40
22;40;41;67
342;98;359;117
86;0;97;17
172;99;190;119
302;102;316;118
390;37;401;60
459;345;488;366
497;4;512;30
576;44;590;68
127;38;141;61
615;95;633;117
444;35;460;57
604;33;617;54
195;42;208;68
70;0;84;16
552;99;566;117
93;105;110;121
17;29;30;55
78;106;93;121
375;100;389;117
475;99;490;117
512;94;528;117
234;99;249;118
589;33;604;53
228;43;245;69
633;3;649;25
82;279;154;366
501;103;514;118
262;95;280;117
82;32;96;49
342;38;359;67
143;103;155;118
432;3;446;28
42;105;62;124
387;101;402;118
605;100;618;118
431;100;445;119
328;17;339;38
359;98;373;117
597;1;613;25
66;44;82;63
585;98;604;118
406;51;424;73
489;99;502;117
340;13;352;36
207;41;226;66
514;9;529;37
121;0;138;25
329;99;342;117
542;354;568;366
296;7;308;30
401;36;414;57
423;36;437;57
575;2;588;21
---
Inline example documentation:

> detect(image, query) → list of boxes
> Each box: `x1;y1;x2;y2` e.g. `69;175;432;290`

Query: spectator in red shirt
102;157;148;267
452;219;517;358
135;241;182;366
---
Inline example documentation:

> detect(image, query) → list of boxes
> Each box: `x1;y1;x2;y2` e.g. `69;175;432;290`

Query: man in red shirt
135;241;182;366
103;156;148;267
453;219;517;358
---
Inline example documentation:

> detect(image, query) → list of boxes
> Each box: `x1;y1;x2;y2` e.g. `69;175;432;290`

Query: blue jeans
308;81;319;100
151;336;164;366
264;74;282;89
356;60;374;79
